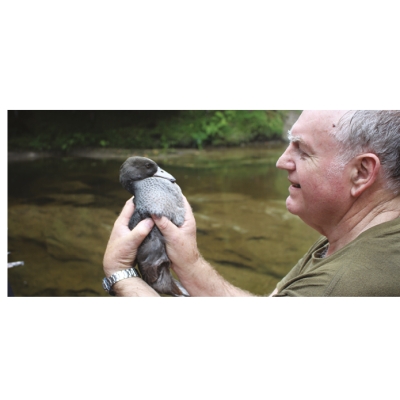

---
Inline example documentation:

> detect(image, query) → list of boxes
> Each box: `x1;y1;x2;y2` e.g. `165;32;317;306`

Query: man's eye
298;147;308;158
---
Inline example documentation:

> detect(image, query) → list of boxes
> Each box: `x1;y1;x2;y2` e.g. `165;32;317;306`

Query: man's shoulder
275;218;400;297
327;218;400;296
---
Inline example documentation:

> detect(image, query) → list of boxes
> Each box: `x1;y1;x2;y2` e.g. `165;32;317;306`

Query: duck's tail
139;261;190;297
173;278;190;297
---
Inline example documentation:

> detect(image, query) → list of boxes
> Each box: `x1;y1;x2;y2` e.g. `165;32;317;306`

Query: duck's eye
145;163;151;169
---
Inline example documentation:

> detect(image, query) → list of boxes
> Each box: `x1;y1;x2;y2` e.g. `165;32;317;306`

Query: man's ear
350;153;381;197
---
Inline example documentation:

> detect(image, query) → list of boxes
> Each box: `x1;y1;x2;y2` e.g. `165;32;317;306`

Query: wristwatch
102;267;141;295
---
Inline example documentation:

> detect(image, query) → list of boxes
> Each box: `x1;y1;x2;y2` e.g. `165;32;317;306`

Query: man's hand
152;196;200;279
152;196;253;296
103;197;154;278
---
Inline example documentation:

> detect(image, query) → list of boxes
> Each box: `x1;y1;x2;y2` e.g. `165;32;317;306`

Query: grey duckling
119;156;189;297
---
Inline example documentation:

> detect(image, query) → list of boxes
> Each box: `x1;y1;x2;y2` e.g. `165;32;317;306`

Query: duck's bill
153;166;176;182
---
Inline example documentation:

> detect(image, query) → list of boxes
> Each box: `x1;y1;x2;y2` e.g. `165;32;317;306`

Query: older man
103;110;400;296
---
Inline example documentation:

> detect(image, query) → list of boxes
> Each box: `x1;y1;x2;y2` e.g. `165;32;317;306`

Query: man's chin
285;197;300;215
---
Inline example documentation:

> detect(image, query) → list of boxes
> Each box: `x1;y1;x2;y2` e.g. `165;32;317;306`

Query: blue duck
119;156;189;296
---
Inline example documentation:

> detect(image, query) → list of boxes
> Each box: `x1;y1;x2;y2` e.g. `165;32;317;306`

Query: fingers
182;195;195;224
130;218;155;243
152;214;176;234
182;195;193;216
153;196;195;235
115;197;135;227
104;217;154;276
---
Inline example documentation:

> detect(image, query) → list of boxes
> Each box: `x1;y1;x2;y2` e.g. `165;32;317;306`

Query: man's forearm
112;277;160;297
174;257;254;297
109;259;252;297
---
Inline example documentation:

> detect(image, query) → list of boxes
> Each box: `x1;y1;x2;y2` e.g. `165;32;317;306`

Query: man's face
276;110;351;232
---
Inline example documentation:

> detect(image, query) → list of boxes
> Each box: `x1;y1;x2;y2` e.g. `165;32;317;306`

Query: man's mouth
289;178;301;188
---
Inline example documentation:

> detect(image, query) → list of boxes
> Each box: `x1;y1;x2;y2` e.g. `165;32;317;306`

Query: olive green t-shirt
274;218;400;297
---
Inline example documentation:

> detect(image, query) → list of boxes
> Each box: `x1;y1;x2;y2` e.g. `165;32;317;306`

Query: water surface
8;145;320;296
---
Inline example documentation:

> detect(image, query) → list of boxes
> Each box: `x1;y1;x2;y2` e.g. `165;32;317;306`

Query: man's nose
276;146;295;170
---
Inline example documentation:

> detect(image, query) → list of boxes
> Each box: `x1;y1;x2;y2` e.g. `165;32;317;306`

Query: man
103;110;400;296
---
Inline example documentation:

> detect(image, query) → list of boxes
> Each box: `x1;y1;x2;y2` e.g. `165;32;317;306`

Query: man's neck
325;193;400;257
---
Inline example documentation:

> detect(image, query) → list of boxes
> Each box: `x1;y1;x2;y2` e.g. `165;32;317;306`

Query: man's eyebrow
287;130;313;151
288;130;304;144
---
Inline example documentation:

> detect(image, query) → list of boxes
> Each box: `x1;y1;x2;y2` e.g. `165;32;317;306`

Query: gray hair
334;110;400;195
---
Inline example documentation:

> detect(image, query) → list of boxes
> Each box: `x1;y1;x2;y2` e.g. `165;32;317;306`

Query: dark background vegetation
8;110;288;152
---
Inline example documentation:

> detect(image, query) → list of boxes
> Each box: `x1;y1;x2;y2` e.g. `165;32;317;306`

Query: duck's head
120;156;176;193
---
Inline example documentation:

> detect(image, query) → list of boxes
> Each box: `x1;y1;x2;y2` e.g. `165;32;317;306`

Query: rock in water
120;156;189;296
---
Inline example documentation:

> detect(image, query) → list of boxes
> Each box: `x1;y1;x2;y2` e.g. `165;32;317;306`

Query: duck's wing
128;208;149;230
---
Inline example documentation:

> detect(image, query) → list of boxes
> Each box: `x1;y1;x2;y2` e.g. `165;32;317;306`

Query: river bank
9;110;297;153
8;140;287;162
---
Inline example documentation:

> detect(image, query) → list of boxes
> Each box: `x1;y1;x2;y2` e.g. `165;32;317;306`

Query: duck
119;156;189;296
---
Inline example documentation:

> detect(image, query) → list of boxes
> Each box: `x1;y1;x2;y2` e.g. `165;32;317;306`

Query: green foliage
183;110;286;149
8;110;288;152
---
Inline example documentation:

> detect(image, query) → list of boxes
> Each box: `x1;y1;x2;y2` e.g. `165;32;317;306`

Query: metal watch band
102;267;140;295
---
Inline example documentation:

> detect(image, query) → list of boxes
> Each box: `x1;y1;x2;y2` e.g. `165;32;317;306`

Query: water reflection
8;145;320;296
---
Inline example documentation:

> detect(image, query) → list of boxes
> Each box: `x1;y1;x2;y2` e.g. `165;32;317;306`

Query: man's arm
152;196;254;297
104;196;255;297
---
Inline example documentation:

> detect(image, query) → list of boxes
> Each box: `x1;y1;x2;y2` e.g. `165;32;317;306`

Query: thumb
152;215;177;235
129;218;154;244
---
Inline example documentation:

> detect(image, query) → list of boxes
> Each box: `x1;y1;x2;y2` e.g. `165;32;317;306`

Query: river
7;145;320;296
